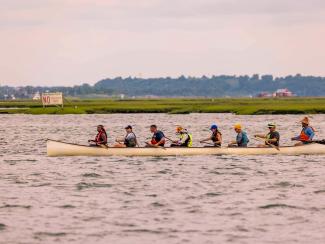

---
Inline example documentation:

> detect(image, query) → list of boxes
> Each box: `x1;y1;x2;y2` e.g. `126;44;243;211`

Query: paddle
254;136;280;151
312;140;325;144
200;141;216;146
164;136;174;142
294;139;325;145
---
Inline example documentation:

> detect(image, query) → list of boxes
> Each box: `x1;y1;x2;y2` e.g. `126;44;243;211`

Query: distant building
256;88;295;98
257;92;272;98
273;88;294;97
33;91;41;100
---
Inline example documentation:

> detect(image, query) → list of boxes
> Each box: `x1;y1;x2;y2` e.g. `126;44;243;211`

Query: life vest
95;130;107;144
211;130;222;145
124;132;137;147
179;133;193;147
300;126;315;141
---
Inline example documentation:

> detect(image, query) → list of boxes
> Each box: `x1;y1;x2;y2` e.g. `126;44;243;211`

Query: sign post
42;92;64;108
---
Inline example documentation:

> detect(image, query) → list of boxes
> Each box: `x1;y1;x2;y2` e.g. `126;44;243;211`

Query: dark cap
125;125;132;129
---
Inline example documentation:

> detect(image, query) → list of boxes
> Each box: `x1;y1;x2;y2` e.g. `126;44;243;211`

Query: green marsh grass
0;97;325;115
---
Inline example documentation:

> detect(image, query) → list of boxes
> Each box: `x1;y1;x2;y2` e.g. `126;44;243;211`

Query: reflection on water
0;114;325;244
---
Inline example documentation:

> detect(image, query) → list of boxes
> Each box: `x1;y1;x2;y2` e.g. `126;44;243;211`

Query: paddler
228;123;249;147
254;122;280;147
200;124;222;147
291;117;315;146
170;126;193;147
88;125;108;147
146;125;166;147
114;125;138;147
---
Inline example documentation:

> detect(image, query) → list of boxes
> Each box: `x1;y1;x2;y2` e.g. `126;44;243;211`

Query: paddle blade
315;140;325;145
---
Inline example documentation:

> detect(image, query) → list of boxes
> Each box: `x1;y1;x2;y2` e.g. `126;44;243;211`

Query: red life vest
95;130;107;144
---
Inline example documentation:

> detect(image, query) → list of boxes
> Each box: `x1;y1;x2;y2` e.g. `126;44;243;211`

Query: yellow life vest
180;133;193;147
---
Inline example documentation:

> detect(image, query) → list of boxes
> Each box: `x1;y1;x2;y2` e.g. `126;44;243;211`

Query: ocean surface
0;114;325;244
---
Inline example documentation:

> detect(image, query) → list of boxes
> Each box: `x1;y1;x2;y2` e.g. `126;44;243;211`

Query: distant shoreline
0;98;325;115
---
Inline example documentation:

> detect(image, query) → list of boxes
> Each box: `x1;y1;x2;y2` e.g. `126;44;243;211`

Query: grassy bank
0;98;325;115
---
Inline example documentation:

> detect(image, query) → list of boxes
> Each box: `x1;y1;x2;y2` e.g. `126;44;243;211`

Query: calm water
1;114;325;244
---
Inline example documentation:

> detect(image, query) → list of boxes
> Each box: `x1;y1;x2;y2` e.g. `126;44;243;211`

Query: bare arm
266;138;277;143
115;138;124;143
228;140;237;146
200;136;212;143
254;134;266;139
135;138;140;147
155;137;166;146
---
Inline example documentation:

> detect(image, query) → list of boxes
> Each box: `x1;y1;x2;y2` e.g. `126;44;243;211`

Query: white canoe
47;140;325;157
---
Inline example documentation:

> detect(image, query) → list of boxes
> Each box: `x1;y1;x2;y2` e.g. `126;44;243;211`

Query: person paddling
228;123;249;147
254;123;280;147
170;126;193;147
291;117;315;146
200;124;222;147
114;125;138;147
146;125;166;147
88;125;108;147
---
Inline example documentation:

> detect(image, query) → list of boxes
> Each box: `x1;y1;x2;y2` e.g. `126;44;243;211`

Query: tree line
1;74;325;99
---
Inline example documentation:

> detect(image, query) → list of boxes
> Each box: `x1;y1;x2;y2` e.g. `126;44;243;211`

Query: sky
1;0;325;86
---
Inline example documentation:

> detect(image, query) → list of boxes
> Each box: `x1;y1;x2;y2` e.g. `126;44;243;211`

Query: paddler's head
268;122;276;132
210;124;218;133
234;123;242;133
125;125;132;133
176;126;183;134
150;124;157;133
301;117;309;127
97;125;104;132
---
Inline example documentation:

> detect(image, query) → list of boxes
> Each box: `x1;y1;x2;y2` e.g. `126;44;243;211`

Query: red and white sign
42;93;63;106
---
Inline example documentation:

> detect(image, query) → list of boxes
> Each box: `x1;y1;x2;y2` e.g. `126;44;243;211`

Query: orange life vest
300;127;315;141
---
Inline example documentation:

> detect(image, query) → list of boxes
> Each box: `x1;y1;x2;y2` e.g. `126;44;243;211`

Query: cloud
0;0;325;85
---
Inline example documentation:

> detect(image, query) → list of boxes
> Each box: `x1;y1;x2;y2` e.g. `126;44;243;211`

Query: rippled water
1;114;325;244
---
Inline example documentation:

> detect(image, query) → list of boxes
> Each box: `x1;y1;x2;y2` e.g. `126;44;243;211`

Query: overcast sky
1;0;325;86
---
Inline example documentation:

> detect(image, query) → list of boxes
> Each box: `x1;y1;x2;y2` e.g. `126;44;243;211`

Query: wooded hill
1;74;325;98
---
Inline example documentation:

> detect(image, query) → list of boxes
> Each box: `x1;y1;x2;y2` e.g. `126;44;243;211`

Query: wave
259;204;302;209
0;204;31;209
76;182;113;190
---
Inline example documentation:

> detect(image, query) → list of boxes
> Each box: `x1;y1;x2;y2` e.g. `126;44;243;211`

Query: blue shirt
152;131;165;146
236;131;249;147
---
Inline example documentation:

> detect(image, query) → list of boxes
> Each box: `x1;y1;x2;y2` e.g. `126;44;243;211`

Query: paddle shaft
165;136;175;142
200;141;216;146
294;139;325;145
254;136;280;151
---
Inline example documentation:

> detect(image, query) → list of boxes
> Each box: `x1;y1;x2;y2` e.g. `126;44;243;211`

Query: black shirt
267;131;280;146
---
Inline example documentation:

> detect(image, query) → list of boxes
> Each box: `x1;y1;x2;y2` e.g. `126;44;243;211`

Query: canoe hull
47;140;325;157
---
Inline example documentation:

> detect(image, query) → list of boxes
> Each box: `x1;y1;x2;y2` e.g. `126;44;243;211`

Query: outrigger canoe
47;140;325;157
